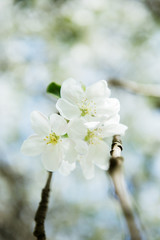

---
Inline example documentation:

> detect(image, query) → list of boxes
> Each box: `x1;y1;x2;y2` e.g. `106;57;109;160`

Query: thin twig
108;78;160;98
108;135;144;240
33;171;53;240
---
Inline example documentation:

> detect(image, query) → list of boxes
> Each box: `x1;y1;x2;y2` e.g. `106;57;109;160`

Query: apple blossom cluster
21;79;127;179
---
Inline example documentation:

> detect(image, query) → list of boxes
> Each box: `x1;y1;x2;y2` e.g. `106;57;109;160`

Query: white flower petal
75;140;88;155
84;121;100;130
95;98;120;116
83;115;98;122
67;118;87;140
56;99;81;120
31;111;50;136
42;143;62;171
50;114;68;135
80;156;95;179
21;135;45;156
86;80;110;99
62;139;77;163
59;161;76;176
106;114;120;123
102;123;128;138
98;114;120;124
88;141;109;170
61;78;84;104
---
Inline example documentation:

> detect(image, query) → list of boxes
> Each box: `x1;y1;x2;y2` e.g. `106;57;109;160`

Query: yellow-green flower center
84;129;102;144
44;132;60;145
80;108;89;116
79;98;96;117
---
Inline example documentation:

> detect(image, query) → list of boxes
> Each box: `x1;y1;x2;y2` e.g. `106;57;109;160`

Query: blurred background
0;0;160;239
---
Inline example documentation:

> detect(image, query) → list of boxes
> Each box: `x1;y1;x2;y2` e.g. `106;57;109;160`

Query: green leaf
46;82;61;98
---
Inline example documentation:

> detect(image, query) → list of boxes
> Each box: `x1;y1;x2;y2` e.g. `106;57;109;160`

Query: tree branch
108;135;144;240
108;78;160;98
33;171;53;240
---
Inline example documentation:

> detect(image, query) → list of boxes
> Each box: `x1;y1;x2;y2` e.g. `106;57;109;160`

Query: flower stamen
44;132;60;145
84;128;102;144
79;98;96;117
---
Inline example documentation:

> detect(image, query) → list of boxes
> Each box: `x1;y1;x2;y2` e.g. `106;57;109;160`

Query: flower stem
108;135;145;240
33;171;53;240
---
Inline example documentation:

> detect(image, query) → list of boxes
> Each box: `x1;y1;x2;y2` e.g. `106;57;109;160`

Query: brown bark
108;135;144;240
33;172;53;240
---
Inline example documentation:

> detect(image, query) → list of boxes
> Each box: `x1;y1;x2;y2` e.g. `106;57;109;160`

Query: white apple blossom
21;111;76;175
67;117;127;179
21;79;128;179
56;78;120;121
